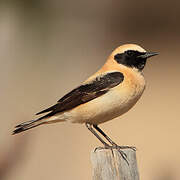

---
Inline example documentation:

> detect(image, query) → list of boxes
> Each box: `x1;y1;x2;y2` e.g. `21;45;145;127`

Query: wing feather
36;71;124;120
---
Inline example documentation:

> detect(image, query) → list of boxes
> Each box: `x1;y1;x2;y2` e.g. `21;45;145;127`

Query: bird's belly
65;83;145;124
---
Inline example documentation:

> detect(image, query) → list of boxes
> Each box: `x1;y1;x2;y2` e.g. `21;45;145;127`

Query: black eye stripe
114;53;123;60
125;50;146;57
113;50;147;71
126;50;134;56
114;50;146;60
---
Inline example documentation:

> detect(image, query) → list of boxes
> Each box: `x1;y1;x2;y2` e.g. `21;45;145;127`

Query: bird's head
112;44;158;71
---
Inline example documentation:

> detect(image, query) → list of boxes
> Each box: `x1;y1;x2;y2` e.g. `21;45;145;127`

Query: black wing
36;71;124;120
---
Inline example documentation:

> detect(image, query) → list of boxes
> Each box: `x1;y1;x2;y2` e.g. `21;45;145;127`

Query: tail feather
13;110;59;135
36;104;57;115
13;119;43;135
15;120;36;128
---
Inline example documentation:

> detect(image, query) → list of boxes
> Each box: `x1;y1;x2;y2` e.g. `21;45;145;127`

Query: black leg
93;124;135;164
85;123;110;147
86;123;135;165
93;124;136;151
93;125;116;145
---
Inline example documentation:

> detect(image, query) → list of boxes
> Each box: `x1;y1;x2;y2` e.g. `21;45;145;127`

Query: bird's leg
91;124;129;164
93;125;136;151
86;123;130;164
85;123;110;148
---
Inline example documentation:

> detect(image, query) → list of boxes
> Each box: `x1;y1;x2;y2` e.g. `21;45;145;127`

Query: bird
13;44;158;160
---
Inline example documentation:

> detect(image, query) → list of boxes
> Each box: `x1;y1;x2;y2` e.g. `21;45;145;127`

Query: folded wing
13;71;124;134
36;71;124;120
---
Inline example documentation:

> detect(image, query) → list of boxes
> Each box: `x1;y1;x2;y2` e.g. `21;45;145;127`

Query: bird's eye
126;50;135;56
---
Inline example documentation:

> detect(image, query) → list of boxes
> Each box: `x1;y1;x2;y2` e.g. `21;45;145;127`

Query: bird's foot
94;144;111;152
94;145;128;164
110;145;129;164
94;144;136;165
114;145;136;151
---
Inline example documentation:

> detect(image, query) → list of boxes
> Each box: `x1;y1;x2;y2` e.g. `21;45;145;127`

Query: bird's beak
139;52;159;59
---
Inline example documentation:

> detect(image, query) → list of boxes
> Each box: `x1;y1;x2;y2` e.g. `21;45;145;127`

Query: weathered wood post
91;148;139;180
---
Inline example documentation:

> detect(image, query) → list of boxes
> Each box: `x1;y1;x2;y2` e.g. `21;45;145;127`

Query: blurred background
1;0;180;179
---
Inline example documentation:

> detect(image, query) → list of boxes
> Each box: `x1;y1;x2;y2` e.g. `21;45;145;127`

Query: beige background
1;0;180;180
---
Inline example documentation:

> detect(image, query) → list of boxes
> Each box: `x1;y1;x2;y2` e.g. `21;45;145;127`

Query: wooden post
91;148;139;180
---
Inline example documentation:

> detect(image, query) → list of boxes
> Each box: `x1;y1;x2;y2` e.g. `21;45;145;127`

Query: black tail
36;104;57;115
12;119;43;135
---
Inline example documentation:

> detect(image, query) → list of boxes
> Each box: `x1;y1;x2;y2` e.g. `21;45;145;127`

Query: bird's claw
94;144;136;165
94;146;106;152
116;145;137;151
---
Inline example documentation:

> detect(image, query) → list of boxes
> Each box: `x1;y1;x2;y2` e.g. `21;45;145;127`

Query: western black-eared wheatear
13;44;158;161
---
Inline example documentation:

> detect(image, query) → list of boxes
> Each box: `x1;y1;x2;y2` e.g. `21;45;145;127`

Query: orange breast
66;63;146;125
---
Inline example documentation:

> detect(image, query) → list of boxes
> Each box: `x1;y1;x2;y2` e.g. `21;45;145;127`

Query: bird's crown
112;44;146;56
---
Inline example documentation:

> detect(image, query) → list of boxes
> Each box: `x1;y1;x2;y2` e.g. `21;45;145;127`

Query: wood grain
91;148;139;180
